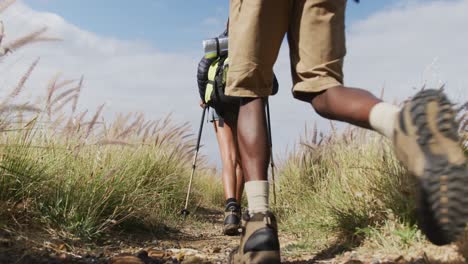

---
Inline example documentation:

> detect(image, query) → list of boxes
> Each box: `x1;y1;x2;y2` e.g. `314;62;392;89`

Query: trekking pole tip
180;208;190;218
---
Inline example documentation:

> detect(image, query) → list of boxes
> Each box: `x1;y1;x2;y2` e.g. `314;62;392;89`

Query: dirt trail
0;207;307;263
0;208;466;263
106;207;310;264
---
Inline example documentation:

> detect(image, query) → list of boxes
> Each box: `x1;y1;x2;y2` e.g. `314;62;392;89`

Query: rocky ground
0;208;466;264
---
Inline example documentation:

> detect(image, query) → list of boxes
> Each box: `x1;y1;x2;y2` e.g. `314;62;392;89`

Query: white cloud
0;0;466;166
0;1;200;122
345;0;468;100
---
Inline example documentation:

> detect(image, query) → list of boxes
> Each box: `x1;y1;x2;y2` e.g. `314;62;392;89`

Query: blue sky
24;0;401;52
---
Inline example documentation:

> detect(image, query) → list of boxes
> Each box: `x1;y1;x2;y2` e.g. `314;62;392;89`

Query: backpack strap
197;56;217;102
205;58;221;104
214;56;228;94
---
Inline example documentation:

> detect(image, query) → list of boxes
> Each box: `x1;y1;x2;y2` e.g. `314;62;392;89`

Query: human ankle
245;180;269;214
369;102;400;138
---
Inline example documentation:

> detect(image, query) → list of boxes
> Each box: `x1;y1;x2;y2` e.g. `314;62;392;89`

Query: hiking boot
393;89;468;245
224;202;241;236
229;211;281;264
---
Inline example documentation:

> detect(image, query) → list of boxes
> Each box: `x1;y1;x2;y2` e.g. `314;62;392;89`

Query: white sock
245;180;269;214
369;102;400;138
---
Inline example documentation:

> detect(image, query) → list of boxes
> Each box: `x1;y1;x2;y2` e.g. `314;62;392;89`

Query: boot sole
224;224;241;236
409;89;468;245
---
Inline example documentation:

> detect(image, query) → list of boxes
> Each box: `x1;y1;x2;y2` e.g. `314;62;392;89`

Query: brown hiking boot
229;212;281;264
224;202;241;236
394;89;468;245
229;211;281;264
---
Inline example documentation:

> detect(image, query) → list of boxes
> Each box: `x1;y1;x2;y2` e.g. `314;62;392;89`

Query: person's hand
199;100;206;109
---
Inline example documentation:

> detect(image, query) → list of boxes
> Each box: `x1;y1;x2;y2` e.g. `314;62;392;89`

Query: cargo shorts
226;0;347;98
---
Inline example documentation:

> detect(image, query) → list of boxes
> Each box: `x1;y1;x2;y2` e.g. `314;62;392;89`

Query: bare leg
232;115;244;203
235;162;244;203
214;114;241;200
295;85;381;129
236;98;269;182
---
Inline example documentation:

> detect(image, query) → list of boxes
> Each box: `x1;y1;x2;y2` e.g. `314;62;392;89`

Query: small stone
148;250;165;259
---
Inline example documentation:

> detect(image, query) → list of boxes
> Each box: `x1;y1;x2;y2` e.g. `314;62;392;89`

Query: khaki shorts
226;0;347;98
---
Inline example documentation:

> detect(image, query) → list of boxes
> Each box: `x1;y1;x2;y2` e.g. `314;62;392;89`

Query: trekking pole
181;106;207;219
265;99;277;205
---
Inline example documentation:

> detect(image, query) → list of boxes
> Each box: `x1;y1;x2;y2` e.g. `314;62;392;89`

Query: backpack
197;55;279;102
196;33;279;114
197;54;239;111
